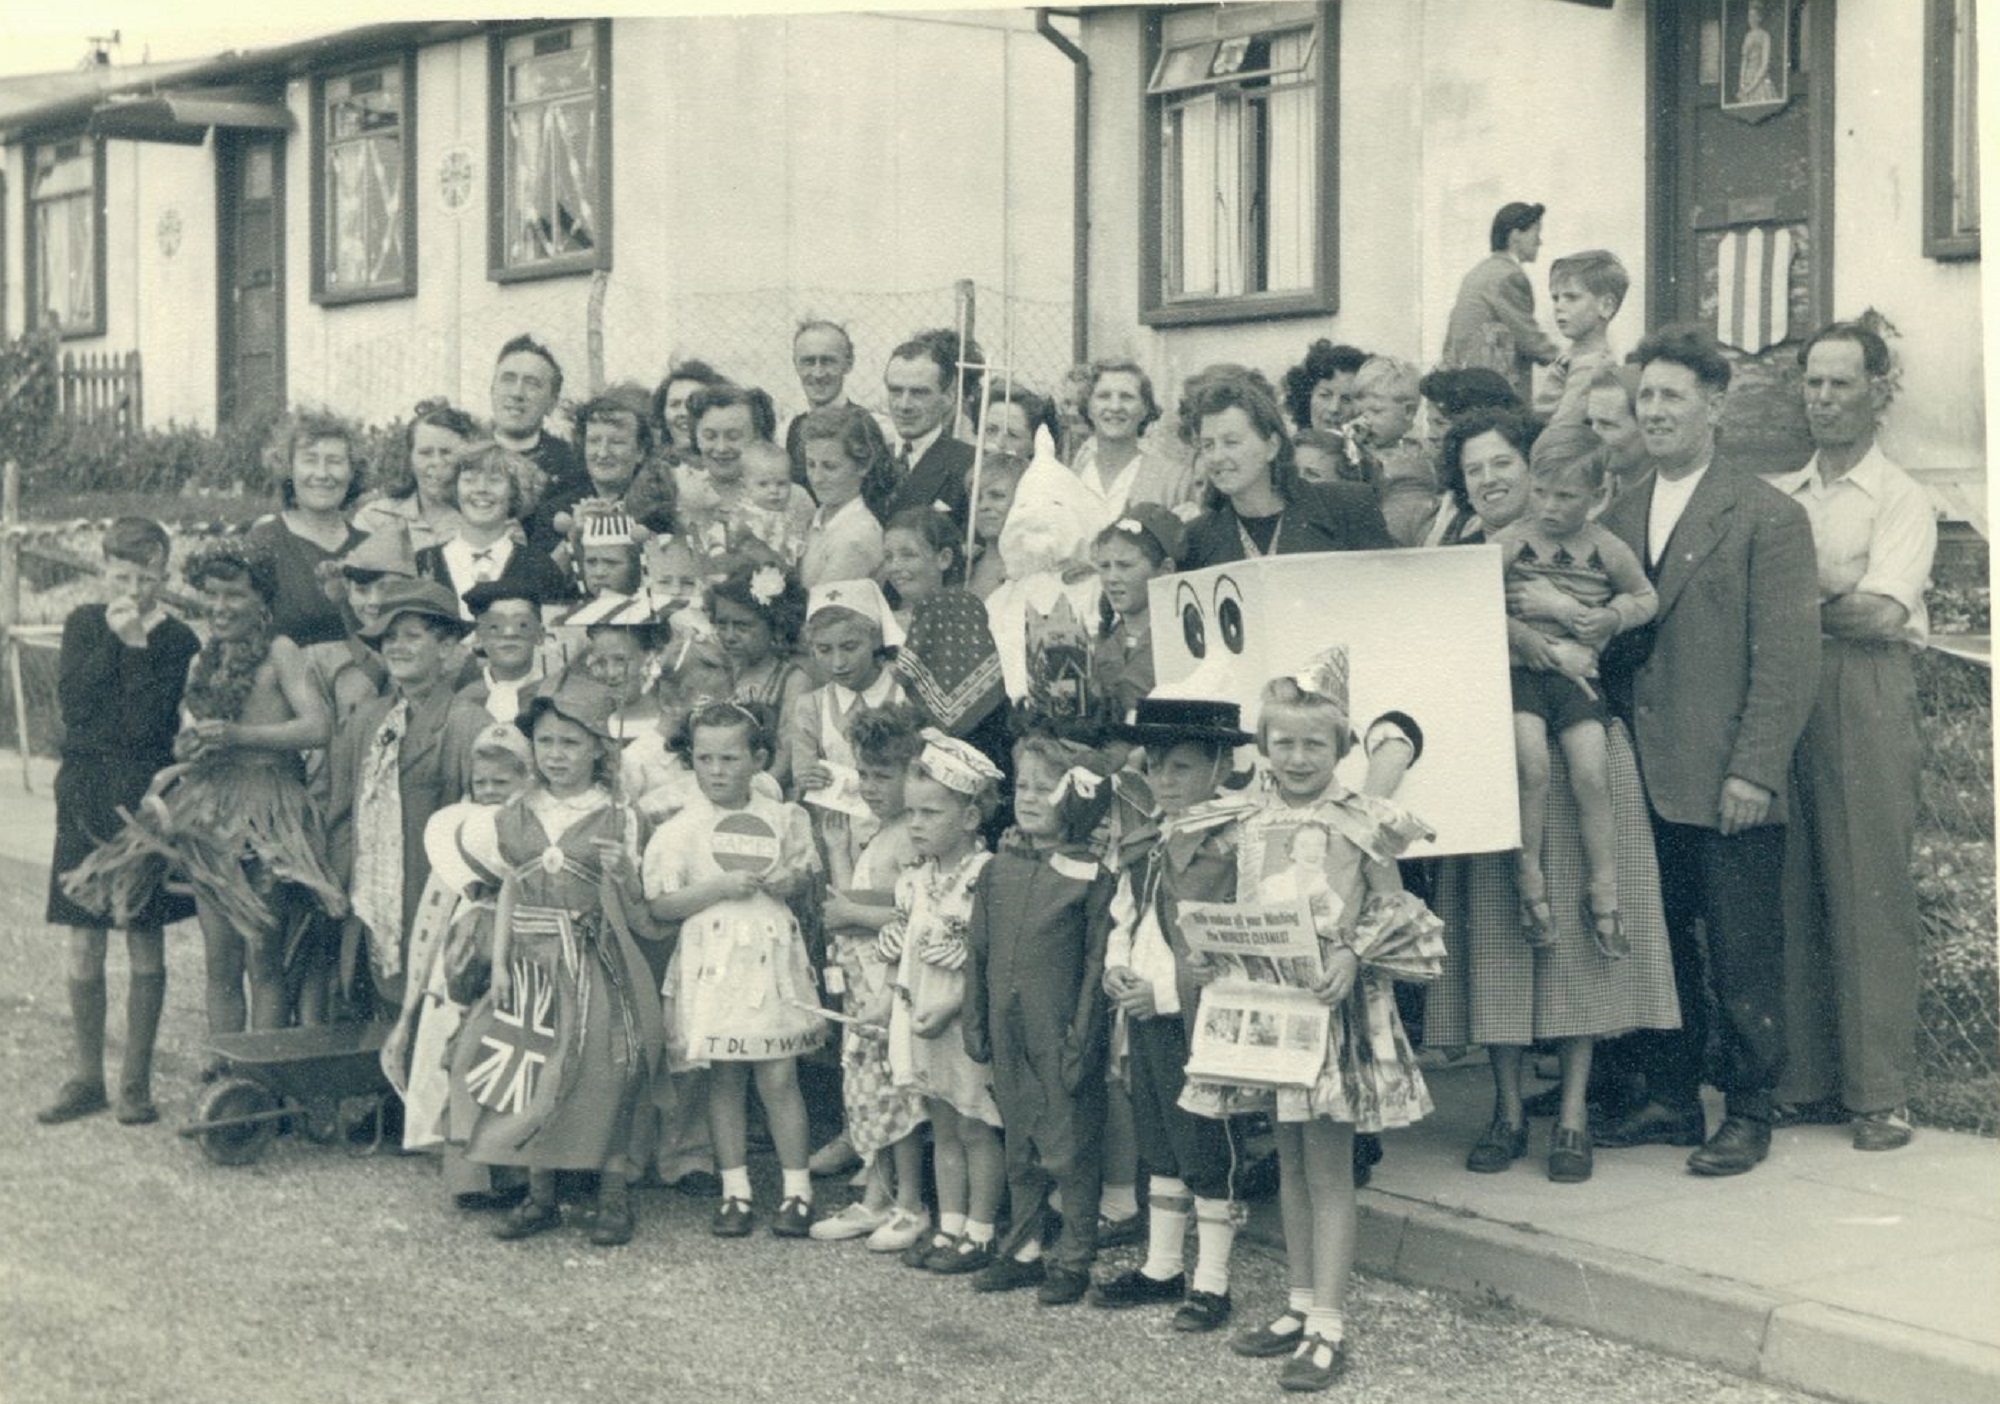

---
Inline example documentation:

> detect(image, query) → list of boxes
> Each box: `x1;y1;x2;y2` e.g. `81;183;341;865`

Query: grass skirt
60;753;348;947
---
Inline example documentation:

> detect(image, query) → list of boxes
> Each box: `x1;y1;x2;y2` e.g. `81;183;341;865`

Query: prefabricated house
0;13;1080;434
1063;0;1986;528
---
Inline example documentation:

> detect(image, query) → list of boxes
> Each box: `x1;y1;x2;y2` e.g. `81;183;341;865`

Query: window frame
23;135;108;341
1139;2;1340;328
1923;0;1979;261
486;18;614;285
310;50;419;306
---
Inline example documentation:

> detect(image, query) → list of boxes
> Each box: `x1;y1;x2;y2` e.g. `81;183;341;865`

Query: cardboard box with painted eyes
1146;547;1519;857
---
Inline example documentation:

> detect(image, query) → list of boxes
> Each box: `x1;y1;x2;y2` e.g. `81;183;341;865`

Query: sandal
1582;893;1628;960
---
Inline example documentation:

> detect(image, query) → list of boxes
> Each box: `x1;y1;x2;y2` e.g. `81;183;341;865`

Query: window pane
35;194;94;329
1173;96;1218;297
501;27;601;271
1264;67;1316;288
1214;94;1244;298
323;63;407;292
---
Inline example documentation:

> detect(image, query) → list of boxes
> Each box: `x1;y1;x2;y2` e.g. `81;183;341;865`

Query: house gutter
1;22;483;142
1035;9;1089;364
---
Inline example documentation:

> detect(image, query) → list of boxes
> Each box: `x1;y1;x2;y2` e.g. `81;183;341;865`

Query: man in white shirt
1769;322;1938;1151
1592;327;1820;1176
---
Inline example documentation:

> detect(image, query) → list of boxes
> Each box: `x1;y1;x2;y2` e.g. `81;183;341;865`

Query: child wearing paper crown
644;700;826;1239
879;732;1007;1273
791;578;907;832
960;733;1119;1307
1180;651;1444;1392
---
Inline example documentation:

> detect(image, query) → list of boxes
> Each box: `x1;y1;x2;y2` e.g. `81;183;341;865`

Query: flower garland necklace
182;619;274;723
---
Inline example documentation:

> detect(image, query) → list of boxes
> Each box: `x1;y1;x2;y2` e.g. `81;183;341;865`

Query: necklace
1236;510;1285;558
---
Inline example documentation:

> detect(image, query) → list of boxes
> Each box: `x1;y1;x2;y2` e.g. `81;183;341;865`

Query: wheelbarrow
178;1021;394;1166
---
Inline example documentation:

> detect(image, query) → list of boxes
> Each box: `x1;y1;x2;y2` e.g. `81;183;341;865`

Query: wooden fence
59;350;142;433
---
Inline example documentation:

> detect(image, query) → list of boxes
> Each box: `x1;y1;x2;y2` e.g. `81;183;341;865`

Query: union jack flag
463;957;558;1116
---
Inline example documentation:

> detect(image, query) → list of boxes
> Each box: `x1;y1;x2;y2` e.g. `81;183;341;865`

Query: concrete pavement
2;747;1993;1404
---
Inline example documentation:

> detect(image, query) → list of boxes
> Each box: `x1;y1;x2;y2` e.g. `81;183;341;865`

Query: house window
312;56;416;303
1143;3;1336;327
489;20;612;282
26;138;106;339
1924;0;1979;260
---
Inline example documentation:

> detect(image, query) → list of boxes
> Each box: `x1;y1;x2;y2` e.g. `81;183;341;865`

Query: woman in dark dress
39;519;200;1127
247;410;369;648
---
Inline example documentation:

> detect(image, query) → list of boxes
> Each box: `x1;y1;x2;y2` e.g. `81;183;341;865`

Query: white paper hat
806;577;906;648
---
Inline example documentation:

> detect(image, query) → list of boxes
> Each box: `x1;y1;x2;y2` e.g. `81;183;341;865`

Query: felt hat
1491;201;1546;245
1104;502;1187;566
806;577;905;648
463;575;553;616
1107;697;1254;750
359;577;469;639
340;521;418;580
516;673;627;744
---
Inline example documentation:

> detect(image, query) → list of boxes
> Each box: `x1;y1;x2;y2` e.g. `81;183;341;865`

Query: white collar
832;670;896;710
1794;440;1892;499
899;424;944;463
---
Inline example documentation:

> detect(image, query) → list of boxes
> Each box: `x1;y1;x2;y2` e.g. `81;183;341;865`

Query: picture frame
1720;0;1791;115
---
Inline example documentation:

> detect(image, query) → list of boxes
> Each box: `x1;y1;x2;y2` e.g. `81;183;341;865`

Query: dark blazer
1599;465;1820;830
413;540;577;614
883;434;973;527
1179;479;1395;570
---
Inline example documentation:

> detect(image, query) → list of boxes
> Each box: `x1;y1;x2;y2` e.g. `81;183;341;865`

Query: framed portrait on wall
1720;0;1791;115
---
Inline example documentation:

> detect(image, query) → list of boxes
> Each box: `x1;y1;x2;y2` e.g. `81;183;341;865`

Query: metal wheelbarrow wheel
192;1077;282;1166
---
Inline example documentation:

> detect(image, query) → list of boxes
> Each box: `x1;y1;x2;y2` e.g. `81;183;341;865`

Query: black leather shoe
710;1197;755;1237
1090;1268;1185;1309
1095;1211;1146;1249
1037;1264;1091;1305
1464;1118;1528;1173
494;1200;561;1241
1547;1126;1593;1183
1593;1100;1704;1149
1173;1289;1233;1333
973;1255;1046;1293
589;1198;634;1247
1353;1132;1383;1187
1686;1116;1770;1176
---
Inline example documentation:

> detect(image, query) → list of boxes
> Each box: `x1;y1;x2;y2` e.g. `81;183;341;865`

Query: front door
1649;0;1834;474
217;130;284;424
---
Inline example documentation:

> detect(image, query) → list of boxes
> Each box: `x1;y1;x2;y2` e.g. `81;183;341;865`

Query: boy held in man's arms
1491;436;1655;960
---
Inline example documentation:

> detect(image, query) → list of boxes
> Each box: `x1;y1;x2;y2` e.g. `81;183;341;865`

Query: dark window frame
486;18;614;284
1139;1;1339;329
23;135;108;340
1923;0;1979;261
310;50;419;306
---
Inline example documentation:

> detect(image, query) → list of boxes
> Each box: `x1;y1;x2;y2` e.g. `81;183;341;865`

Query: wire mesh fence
1911;644;1998;1134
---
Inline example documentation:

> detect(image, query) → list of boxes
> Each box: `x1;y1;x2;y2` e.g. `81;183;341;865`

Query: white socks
940;1211;968;1237
782;1168;812;1202
1304;1307;1345;1344
1141;1176;1190;1281
964;1219;995;1245
1192;1196;1237;1296
720;1166;752;1202
1013;1235;1045;1264
1101;1180;1141;1222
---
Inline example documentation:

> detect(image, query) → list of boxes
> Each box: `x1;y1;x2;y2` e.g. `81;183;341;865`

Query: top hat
1107;696;1254;749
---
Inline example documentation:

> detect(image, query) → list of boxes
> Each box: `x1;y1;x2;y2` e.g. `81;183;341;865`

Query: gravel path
0;871;1829;1404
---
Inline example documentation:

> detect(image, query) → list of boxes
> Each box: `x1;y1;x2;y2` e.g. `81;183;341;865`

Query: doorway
216;130;285;424
1648;0;1834;474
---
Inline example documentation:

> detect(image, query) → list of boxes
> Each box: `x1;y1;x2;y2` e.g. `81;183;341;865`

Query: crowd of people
33;202;1939;1394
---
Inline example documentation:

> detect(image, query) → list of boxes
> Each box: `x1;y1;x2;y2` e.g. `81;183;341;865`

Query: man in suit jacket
881;335;973;527
1588;328;1820;1176
326;579;492;1012
1441;202;1562;403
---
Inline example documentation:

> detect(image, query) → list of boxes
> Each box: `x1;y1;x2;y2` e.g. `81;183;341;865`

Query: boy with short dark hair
40;518;200;1126
1492;442;1656;956
1537;249;1630;425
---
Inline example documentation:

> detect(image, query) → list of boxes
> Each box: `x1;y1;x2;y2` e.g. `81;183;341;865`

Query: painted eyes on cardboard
1175;576;1248;662
1177;579;1207;659
1214;575;1246;655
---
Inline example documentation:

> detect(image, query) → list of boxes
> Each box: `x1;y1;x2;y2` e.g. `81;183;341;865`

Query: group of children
40;497;1447;1392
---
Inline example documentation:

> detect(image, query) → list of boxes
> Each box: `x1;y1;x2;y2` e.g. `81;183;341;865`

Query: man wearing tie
1589;327;1820;1176
881;333;974;527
